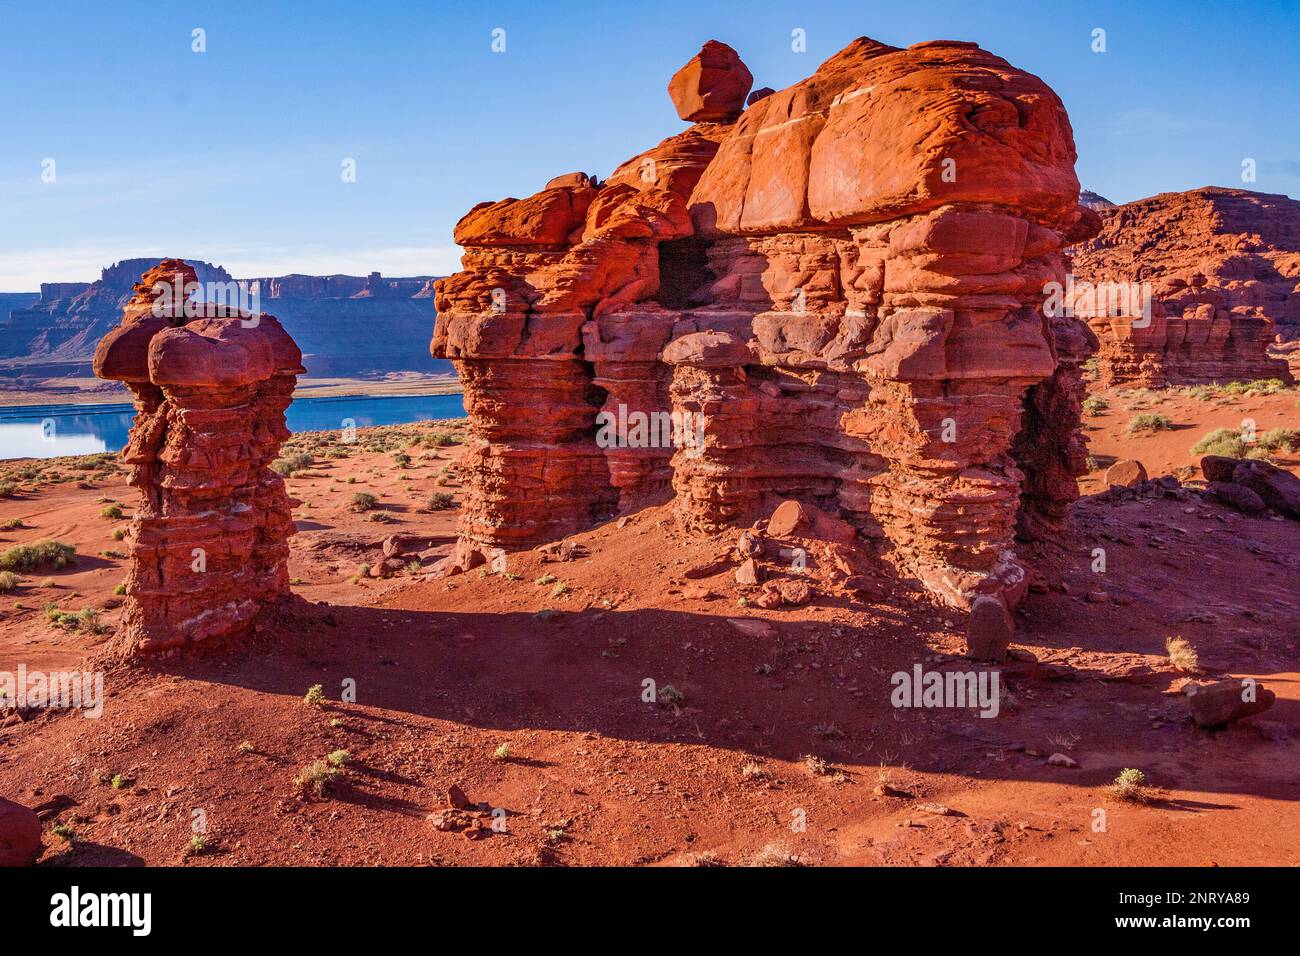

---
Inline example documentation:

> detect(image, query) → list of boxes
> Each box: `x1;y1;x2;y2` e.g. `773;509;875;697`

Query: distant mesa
0;258;447;379
1071;186;1299;387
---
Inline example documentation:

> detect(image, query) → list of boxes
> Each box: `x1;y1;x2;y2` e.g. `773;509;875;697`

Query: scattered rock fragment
1185;679;1276;727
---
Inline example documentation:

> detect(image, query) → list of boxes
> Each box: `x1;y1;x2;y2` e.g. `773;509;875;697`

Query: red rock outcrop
93;260;305;655
433;37;1097;610
1070;188;1299;387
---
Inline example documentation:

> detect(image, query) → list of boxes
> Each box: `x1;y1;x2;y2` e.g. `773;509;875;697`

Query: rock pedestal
93;260;305;655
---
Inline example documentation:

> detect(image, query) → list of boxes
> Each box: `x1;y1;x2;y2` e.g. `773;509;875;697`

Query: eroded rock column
93;260;304;655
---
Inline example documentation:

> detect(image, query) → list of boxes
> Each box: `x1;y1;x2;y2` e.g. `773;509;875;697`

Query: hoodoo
93;260;305;655
433;37;1098;611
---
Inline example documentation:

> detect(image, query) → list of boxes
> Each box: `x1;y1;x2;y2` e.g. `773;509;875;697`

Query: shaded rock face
1071;188;1299;388
432;37;1096;610
93;260;305;655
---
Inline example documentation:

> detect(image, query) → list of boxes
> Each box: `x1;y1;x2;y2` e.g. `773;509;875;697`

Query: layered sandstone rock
93;260;305;655
1071;188;1299;387
433;37;1096;610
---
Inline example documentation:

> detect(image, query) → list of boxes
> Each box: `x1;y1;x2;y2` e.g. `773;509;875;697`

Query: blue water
0;393;467;461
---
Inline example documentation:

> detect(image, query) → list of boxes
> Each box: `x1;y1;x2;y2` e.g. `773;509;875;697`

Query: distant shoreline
0;374;463;408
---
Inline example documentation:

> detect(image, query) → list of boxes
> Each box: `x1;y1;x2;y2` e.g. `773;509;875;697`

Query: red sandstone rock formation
1071;188;1299;387
432;37;1097;610
93;260;305;655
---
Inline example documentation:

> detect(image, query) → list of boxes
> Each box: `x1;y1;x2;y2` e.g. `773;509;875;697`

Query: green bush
1126;413;1172;434
1191;428;1246;459
99;504;123;520
0;540;75;572
1256;427;1300;454
1081;396;1109;417
270;452;314;477
427;492;455;511
349;492;378;513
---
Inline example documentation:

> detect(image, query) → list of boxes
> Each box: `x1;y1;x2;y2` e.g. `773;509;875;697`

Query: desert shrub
1256;427;1300;453
0;482;17;497
391;452;411;469
1126;413;1172;434
293;760;337;797
1165;636;1199;672
0;571;18;593
427;432;457;447
1110;768;1150;802
112;528;126;541
1222;378;1286;396
349;492;378;513
270;452;315;477
99;504;123;520
427;492;455;511
45;606;106;634
303;684;325;706
1081;396;1109;416
0;540;75;572
0;518;23;531
1191;428;1245;458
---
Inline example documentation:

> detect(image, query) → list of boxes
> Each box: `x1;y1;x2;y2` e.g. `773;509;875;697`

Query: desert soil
0;387;1297;867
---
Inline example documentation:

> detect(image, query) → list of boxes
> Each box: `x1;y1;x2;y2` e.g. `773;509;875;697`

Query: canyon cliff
1070;188;1299;387
432;36;1098;612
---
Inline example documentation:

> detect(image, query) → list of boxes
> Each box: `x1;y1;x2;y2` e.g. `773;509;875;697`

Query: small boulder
1047;753;1078;768
767;500;808;537
1232;460;1300;519
736;529;763;559
1200;455;1243;484
965;595;1012;662
726;618;778;639
1186;679;1276;727
735;558;761;586
776;579;813;607
382;534;415;558
1209;481;1265;513
0;798;41;867
1105;459;1148;489
667;40;753;123
746;87;775;106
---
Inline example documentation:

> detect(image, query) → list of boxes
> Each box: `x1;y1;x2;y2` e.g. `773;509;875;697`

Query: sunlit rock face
433;36;1098;610
1071;188;1298;388
93;260;304;655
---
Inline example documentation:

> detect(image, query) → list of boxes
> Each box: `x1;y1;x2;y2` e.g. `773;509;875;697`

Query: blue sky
1;0;1297;290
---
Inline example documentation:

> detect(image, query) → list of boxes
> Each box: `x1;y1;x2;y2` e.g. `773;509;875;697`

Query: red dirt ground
1;390;1298;867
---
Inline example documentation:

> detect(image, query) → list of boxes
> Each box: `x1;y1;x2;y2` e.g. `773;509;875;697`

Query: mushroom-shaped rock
92;259;304;656
668;40;752;123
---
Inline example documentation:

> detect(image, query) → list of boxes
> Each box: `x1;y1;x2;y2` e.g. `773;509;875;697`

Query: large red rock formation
432;37;1097;610
1071;188;1299;387
93;260;305;655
